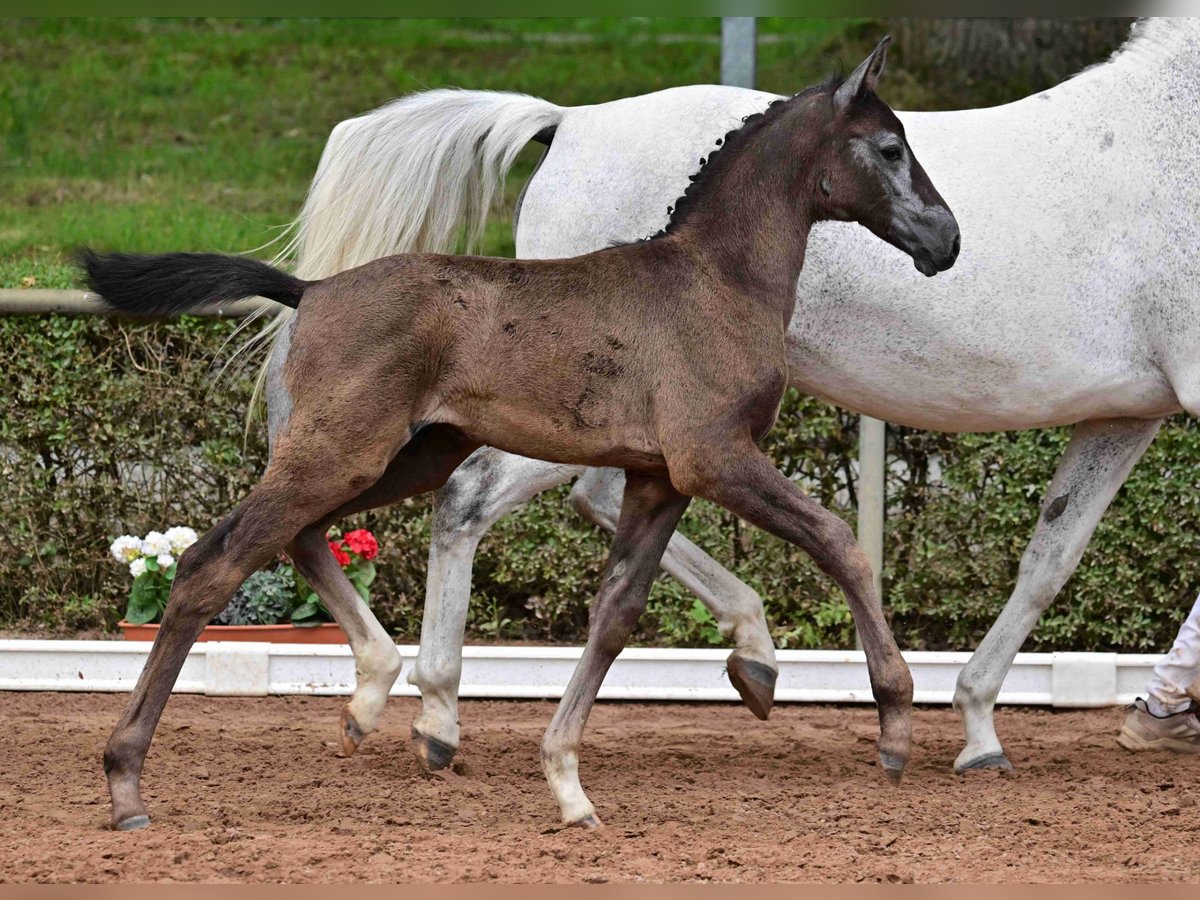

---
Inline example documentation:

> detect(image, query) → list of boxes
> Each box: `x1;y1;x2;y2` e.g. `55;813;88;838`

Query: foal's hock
85;38;959;830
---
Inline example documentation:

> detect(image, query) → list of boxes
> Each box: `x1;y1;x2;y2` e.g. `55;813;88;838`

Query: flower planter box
119;622;348;644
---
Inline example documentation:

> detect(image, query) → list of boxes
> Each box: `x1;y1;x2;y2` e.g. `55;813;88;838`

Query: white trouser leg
1146;593;1200;714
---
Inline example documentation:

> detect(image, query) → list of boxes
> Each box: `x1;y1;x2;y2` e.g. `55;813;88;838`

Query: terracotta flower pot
118;622;348;644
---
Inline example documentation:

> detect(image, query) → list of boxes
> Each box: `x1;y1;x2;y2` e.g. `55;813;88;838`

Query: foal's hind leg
541;471;690;826
568;467;779;717
104;444;397;830
263;315;403;755
953;417;1160;772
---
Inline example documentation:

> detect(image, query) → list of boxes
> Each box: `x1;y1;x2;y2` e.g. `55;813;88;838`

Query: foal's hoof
340;709;366;758
954;752;1013;774
879;752;906;785
570;812;604;830
727;655;777;721
113;814;150;832
411;727;457;771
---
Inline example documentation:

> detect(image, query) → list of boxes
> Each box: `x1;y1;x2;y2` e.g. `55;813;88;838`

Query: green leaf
349;560;376;588
144;557;159;573
290;600;320;623
125;575;161;624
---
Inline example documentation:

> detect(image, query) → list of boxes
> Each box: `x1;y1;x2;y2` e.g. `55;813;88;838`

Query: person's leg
1146;593;1200;713
1118;593;1200;753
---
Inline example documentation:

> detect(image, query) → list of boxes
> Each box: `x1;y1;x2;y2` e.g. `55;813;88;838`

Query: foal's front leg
568;467;779;717
673;442;914;782
541;471;690;826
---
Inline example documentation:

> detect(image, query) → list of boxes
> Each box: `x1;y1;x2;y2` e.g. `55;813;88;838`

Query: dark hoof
411;727;457;771
114;814;150;832
340;708;366;758
727;656;777;721
955;752;1013;774
570;813;603;829
879;751;906;785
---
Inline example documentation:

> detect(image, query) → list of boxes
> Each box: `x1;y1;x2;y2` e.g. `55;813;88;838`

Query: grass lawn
0;17;873;289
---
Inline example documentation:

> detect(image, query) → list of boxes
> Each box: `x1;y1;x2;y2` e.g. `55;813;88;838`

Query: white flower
164;526;198;555
110;535;143;564
129;558;148;578
156;553;175;569
142;531;171;557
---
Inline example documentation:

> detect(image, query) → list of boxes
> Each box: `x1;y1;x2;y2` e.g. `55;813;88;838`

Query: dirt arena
1;693;1197;883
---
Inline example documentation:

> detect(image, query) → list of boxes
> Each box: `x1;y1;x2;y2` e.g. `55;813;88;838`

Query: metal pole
720;17;756;89
858;415;886;607
0;288;275;318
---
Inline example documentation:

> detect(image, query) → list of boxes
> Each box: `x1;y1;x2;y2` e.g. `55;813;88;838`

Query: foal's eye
880;145;903;162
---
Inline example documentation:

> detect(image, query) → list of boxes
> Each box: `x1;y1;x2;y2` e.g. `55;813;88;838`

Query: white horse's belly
787;335;1177;431
788;222;1183;431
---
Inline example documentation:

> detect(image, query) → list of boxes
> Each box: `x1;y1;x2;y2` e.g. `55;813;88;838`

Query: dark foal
83;38;959;830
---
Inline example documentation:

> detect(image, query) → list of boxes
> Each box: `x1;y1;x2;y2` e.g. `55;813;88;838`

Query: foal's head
810;38;960;276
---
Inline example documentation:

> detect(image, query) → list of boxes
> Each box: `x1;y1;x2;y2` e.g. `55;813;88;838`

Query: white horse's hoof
411;727;457;771
726;655;777;720
954;752;1013;773
114;814;150;831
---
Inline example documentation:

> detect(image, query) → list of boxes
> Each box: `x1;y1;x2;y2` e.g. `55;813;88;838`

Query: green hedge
3;313;1196;651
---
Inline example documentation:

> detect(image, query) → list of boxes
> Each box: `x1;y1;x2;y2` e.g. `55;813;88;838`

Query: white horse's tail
237;89;566;415
284;88;566;278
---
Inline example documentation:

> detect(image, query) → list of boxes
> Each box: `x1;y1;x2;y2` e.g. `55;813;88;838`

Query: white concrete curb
0;640;1160;707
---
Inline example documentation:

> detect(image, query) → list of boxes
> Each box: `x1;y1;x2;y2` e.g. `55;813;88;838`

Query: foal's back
283;241;777;470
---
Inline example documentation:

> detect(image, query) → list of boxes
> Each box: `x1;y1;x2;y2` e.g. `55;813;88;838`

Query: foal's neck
665;96;826;320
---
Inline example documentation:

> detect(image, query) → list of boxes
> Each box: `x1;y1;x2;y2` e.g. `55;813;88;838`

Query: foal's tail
78;249;311;315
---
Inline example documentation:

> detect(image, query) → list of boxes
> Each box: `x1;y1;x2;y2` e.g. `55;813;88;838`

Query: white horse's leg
568;467;780;717
410;448;585;768
954;417;1162;772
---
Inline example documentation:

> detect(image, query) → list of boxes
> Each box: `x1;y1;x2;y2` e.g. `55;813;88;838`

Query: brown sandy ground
0;694;1197;883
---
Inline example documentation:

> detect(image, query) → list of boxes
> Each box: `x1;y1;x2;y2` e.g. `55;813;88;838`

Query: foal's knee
804;515;873;585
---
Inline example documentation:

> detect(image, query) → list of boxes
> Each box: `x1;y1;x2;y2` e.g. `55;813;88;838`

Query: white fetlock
953;693;1008;771
409;671;461;750
346;646;403;736
543;749;596;825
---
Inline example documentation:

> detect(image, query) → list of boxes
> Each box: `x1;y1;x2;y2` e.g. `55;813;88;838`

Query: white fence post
858;415;886;607
720;17;756;89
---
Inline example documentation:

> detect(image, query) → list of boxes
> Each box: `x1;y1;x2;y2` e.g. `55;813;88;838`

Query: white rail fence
0;641;1154;707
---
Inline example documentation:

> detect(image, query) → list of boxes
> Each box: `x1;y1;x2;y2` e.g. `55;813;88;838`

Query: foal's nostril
951;233;961;259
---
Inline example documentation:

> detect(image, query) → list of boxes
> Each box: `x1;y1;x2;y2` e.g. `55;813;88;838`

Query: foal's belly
437;398;667;472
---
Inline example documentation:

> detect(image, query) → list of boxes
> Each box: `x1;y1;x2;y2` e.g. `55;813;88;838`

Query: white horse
262;18;1200;774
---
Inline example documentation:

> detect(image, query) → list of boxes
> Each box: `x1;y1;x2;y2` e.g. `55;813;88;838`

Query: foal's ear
833;36;891;114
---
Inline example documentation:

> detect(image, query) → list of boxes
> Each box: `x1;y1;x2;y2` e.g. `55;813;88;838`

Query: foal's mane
626;75;843;245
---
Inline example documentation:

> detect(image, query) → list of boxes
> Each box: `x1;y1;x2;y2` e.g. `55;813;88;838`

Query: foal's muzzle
896;207;960;278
